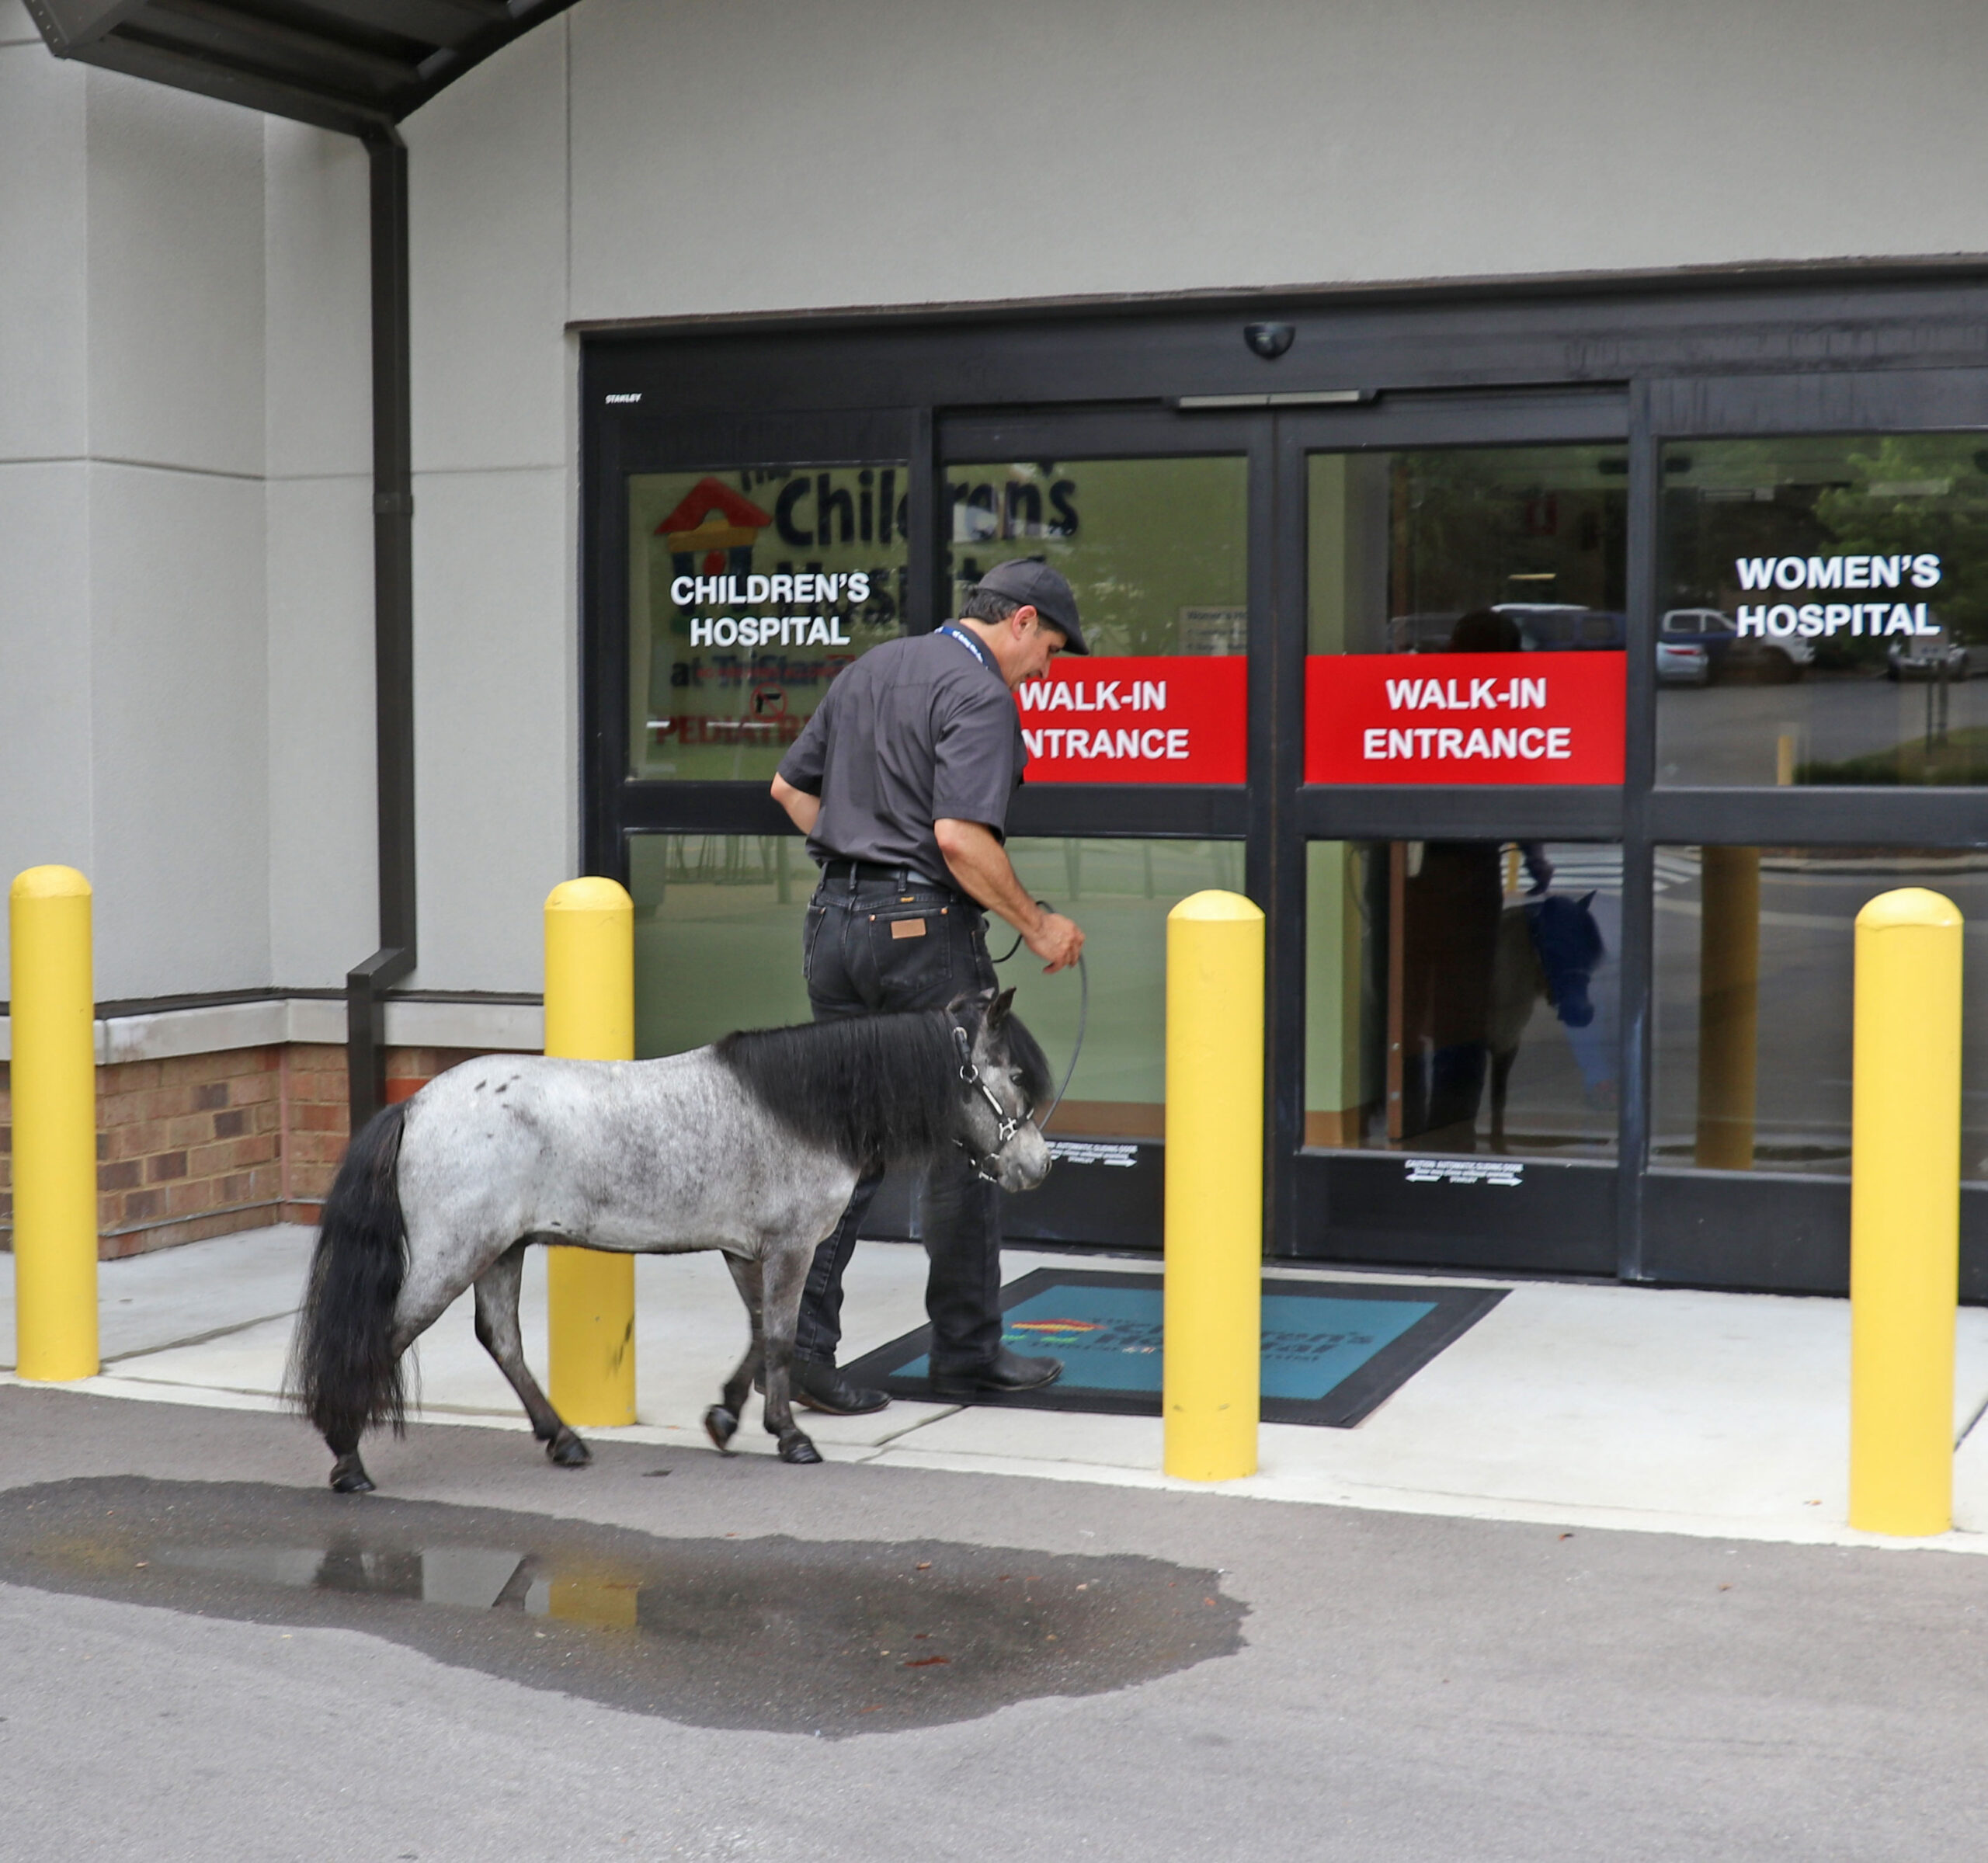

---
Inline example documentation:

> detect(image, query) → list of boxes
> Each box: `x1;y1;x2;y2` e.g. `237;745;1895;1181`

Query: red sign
1305;652;1625;785
1017;655;1246;784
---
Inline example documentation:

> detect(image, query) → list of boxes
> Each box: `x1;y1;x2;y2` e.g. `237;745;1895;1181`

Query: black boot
756;1357;891;1416
928;1347;1063;1399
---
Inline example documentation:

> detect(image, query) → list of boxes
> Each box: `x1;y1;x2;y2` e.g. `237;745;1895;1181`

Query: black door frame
580;273;1988;1293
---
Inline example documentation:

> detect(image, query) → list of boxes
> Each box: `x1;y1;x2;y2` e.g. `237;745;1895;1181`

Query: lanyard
937;624;999;679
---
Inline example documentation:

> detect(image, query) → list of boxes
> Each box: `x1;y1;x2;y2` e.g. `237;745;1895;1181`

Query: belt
819;857;955;891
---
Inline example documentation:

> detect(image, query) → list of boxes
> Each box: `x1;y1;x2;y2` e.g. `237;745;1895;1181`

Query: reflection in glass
629;833;1240;1145
1658;436;1988;786
1305;840;1620;1159
946;457;1248;655
628;464;910;780
1006;839;1243;1139
1653;846;1988;1177
1308;447;1628;655
631;835;812;1059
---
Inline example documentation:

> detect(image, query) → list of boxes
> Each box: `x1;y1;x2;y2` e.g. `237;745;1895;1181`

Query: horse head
949;988;1054;1193
1529;891;1605;1030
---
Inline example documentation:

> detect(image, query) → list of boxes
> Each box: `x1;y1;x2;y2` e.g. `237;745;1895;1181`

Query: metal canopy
26;0;575;140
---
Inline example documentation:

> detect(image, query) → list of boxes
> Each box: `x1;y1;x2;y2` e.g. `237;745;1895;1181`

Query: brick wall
280;1044;349;1211
0;1043;511;1259
94;1048;285;1254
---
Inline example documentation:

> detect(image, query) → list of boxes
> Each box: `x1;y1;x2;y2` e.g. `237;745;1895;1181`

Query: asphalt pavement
2;1382;1983;1862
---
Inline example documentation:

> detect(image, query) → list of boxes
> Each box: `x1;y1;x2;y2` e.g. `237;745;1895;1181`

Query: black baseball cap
974;557;1089;655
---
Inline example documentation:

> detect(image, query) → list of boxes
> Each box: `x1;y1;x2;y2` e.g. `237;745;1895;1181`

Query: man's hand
1023;910;1085;972
935;817;1086;975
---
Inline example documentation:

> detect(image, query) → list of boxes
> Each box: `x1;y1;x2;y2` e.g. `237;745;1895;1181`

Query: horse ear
988;987;1015;1030
1580;891;1595;909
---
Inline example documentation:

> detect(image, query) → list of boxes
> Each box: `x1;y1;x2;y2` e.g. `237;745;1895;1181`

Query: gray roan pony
289;988;1052;1494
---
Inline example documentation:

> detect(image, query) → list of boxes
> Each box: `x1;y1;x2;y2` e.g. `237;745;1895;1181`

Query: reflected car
1656;638;1710;684
1660;607;1811;682
1886;627;1970;680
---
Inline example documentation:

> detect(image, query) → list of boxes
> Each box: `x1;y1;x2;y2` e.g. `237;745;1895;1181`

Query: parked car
1656;638;1710;684
1886;624;1969;681
1661;607;1810;682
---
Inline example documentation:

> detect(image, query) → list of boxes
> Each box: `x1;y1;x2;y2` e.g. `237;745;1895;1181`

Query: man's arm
935;818;1085;973
770;773;820;836
770;680;832;836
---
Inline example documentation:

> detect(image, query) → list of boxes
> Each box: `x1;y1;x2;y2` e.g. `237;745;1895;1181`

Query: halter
953;895;1090;1183
951;1023;1025;1184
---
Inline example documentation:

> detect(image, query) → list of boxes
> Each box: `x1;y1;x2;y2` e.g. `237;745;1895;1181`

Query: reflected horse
1486;892;1605;1151
289;989;1051;1493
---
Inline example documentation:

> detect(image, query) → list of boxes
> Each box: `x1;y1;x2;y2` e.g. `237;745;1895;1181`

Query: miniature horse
289;989;1051;1493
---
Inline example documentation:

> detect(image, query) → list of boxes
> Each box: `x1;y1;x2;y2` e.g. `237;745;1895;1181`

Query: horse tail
288;1100;412;1447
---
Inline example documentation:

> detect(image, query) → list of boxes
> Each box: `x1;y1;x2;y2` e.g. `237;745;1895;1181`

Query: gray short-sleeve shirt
777;630;1026;879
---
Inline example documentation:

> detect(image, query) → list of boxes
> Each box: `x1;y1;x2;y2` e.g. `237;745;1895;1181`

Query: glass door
1279;393;1633;1274
1640;392;1988;1298
941;408;1269;1250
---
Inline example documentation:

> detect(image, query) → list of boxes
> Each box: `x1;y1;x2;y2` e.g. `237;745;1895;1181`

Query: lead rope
992;901;1088;1129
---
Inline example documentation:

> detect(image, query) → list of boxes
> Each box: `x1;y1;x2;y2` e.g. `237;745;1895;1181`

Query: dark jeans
793;871;1003;1377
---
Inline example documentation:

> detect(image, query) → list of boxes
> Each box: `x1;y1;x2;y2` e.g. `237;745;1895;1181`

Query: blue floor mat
840;1270;1507;1427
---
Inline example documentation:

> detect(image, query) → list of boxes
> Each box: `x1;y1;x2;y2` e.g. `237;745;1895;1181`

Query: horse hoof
546;1429;592;1469
704;1406;739;1454
329;1455;374;1494
778;1434;823;1465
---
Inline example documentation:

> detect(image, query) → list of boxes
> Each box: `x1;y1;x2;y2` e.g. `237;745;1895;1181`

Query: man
768;557;1088;1415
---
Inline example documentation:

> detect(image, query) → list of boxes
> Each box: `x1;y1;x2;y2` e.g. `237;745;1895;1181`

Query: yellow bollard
9;866;100;1381
1163;889;1263;1481
544;877;637;1427
1849;886;1962;1536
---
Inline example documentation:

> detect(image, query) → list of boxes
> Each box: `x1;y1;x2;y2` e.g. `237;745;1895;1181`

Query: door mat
839;1270;1507;1429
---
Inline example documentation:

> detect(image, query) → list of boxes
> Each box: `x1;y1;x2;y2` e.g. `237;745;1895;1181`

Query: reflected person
1398;608;1550;1142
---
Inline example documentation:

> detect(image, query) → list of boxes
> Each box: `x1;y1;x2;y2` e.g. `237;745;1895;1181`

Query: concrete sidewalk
5;1225;1988;1554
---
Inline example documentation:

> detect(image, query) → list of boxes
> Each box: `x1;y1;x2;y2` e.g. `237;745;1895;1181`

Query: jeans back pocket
865;903;958;1008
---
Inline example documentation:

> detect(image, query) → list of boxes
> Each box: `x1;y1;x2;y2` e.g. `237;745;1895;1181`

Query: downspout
346;128;416;1135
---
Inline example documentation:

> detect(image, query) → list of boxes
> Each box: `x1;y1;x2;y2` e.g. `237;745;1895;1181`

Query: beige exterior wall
0;12;374;1003
558;0;1988;318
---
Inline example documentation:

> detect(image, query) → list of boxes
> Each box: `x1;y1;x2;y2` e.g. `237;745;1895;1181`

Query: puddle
0;1478;1245;1735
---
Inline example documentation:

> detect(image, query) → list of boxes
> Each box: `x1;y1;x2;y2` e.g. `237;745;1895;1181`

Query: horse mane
714;1005;1051;1172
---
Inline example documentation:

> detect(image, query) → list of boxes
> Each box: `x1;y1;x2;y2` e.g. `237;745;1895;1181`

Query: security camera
1244;322;1295;360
